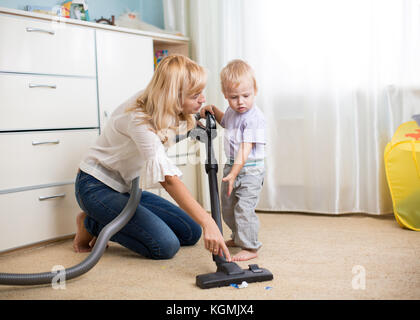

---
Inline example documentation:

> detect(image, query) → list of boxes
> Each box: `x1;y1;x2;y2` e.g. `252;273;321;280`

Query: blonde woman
73;55;231;261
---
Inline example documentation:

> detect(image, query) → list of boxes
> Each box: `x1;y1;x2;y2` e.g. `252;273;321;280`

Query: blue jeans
75;170;202;260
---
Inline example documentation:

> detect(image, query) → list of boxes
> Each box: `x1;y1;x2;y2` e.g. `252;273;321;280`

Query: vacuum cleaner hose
0;177;142;286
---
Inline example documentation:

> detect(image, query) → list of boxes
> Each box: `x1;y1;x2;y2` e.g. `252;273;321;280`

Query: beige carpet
0;212;419;300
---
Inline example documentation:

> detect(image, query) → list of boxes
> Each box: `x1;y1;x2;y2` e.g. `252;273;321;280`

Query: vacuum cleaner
0;112;273;289
190;112;273;289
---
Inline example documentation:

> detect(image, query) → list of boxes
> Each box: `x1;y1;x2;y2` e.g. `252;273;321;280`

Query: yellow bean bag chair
384;120;420;231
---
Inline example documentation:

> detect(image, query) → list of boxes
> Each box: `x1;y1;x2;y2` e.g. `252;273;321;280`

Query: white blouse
79;91;182;193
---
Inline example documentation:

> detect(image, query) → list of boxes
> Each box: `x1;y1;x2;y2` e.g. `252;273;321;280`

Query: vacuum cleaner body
191;112;273;289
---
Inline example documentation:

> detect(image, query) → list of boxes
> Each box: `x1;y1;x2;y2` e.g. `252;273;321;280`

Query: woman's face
182;91;206;114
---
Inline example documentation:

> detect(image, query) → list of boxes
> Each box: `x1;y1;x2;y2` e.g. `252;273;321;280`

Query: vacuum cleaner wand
193;112;273;289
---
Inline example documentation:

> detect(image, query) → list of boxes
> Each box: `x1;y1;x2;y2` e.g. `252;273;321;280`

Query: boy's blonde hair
220;59;258;95
129;54;207;143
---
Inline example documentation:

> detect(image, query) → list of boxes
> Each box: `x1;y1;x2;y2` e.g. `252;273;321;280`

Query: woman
73;55;231;261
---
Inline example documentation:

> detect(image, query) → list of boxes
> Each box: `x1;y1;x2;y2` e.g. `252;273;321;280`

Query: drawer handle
28;83;57;89
26;27;55;35
38;193;66;201
32;140;60;146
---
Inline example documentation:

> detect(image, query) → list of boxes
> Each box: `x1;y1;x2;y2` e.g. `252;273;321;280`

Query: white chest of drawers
0;7;196;253
0;12;99;252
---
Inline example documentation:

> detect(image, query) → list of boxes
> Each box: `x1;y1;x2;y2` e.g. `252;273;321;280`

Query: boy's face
182;91;206;114
224;79;256;114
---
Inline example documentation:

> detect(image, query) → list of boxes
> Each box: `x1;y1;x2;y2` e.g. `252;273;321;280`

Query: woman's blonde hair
128;54;207;143
220;59;258;95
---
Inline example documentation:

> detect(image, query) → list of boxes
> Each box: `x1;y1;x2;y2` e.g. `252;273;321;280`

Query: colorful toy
384;120;420;231
61;0;90;21
154;50;168;69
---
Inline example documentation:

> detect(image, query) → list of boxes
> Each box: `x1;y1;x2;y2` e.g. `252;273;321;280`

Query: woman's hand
202;217;232;261
199;105;215;119
160;175;231;262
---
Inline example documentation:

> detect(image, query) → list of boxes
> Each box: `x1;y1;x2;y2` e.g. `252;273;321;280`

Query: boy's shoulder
251;105;266;120
243;105;266;126
222;105;265;128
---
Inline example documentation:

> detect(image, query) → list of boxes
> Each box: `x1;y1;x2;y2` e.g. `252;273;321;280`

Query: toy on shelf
115;10;184;36
95;16;115;26
154;50;168;70
61;0;90;21
25;5;61;16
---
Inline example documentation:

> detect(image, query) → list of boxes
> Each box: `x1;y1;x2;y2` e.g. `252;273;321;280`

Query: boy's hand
199;105;215;119
222;172;237;197
222;143;253;197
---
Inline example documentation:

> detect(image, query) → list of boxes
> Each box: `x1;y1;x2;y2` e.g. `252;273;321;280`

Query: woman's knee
149;224;201;259
152;236;180;260
183;223;202;246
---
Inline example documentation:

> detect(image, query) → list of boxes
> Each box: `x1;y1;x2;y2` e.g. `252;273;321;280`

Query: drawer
167;139;200;165
0;184;79;252
0;14;95;76
0;129;99;191
0;73;98;131
167;140;189;164
159;163;198;205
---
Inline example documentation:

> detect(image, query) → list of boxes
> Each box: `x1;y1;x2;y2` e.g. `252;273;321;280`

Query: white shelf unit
0;7;199;253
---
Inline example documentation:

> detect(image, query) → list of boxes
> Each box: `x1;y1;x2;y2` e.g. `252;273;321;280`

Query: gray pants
221;164;265;250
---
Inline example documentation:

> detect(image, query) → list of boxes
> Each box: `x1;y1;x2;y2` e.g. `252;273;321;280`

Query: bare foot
232;249;258;261
73;212;94;253
88;236;109;250
225;239;238;247
89;236;97;248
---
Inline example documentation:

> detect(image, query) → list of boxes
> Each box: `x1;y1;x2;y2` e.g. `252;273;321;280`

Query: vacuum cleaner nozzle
196;262;273;289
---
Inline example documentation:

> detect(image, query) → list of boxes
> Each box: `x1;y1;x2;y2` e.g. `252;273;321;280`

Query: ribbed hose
0;177;141;286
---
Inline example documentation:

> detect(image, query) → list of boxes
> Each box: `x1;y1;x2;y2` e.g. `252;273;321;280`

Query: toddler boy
200;59;266;261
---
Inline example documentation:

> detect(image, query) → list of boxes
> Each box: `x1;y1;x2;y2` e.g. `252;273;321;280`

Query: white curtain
172;0;420;214
162;0;188;36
